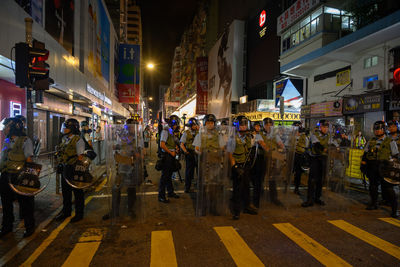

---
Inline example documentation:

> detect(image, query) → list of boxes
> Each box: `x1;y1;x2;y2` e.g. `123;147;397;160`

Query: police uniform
364;135;398;216
158;127;179;200
250;130;267;208
58;134;85;218
293;131;309;193
0;135;35;235
303;130;329;206
193;128;226;215
228;132;253;217
180;129;198;192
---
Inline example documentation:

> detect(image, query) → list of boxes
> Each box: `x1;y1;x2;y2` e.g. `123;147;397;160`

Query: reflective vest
165;130;176;150
366;136;392;161
202;130;220;151
233;134;252;163
311;132;329;156
184;129;197;151
59;135;80;165
295;133;308;154
2;136;27;173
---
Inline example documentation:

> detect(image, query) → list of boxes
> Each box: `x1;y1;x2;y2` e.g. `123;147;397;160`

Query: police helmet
221;118;229;126
387;120;399;132
81;121;89;127
373;121;386;131
317;119;329;127
15;115;26;124
168;115;180;128
203;114;217;126
1;117;24;136
263;117;274;126
292;121;302;127
233;115;250;132
187;117;199;128
126;118;138;125
62;119;80;135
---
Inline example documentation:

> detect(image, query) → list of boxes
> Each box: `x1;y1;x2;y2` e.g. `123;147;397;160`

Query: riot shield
105;124;145;224
64;156;95;189
195;125;233;216
325;125;354;208
264;126;297;208
9;162;48;196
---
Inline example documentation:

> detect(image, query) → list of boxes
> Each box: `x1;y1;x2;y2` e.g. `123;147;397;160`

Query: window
324;7;341;15
364;56;378;69
311;18;318;35
300;16;310;28
311;7;323;20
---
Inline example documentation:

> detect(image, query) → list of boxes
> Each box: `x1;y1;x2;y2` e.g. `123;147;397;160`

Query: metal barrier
34;151;60;194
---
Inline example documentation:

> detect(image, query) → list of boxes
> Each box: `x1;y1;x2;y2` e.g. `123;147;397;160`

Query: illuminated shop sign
10;101;22;117
259;10;267;38
87;84;112;105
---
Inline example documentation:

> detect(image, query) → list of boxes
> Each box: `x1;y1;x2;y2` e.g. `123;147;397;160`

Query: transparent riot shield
105;124;145;224
9;162;47;196
325;125;354;209
264;126;297;208
195;125;234;216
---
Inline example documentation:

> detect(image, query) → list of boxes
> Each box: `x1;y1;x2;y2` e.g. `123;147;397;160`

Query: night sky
139;0;198;113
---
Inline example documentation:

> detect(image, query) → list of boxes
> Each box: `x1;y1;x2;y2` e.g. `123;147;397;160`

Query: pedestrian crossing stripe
379;217;400;228
273;223;352;267
214;226;265;267
62;228;105;267
328;219;400;260
150;230;178;267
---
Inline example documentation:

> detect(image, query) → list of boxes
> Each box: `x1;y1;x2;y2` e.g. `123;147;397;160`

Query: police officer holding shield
180;118;199;193
158;115;181;203
228;116;257;220
0;118;35;238
362;121;398;217
55;119;86;222
302;120;330;207
292;121;309;195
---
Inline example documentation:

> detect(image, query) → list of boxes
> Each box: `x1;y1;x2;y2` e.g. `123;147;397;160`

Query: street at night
1;0;400;266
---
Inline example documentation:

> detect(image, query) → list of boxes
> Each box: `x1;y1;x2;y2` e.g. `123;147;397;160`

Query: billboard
87;0;110;84
45;0;74;55
196;57;208;115
15;0;43;26
117;44;140;104
208;20;245;119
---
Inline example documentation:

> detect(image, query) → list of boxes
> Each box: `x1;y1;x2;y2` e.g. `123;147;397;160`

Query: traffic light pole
25;17;34;141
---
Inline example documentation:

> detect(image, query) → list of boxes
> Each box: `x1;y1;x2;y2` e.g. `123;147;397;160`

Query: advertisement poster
15;0;43;25
117;44;140;104
45;0;74;55
87;0;110;84
275;79;287;106
208;20;245;119
196;57;208;115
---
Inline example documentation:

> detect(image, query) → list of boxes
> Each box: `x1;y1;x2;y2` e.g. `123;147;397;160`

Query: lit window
311;7;323;20
371;56;378;66
364;56;378;69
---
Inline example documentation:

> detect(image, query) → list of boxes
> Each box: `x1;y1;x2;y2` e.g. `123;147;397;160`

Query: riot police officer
228;116;257;220
158;115;181;203
292;121;309;195
302;120;330;207
55;119;86;222
0;118;35;238
260;117;285;205
193;114;228;216
362;121;398;217
180;117;199;193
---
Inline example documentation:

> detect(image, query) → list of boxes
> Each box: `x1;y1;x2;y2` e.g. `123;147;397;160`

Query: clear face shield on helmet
60;122;68;134
0;118;8;131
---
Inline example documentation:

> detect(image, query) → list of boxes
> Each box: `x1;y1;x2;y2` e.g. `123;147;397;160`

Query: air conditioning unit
366;80;383;90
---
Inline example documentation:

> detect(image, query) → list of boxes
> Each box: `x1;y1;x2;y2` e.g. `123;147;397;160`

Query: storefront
342;93;385;138
239;111;301;125
0;79;27;151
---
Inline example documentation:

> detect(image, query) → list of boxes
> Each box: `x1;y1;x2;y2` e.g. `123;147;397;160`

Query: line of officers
158;114;399;220
0;117;94;239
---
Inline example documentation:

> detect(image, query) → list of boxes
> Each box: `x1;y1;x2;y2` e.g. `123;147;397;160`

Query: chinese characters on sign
343;93;383;114
277;0;320;34
196;57;208;114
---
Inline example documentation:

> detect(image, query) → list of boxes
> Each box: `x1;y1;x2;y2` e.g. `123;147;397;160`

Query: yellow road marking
329;219;400;260
214;226;264;267
150;231;177;267
20;177;107;266
273;223;351;267
379;217;400;228
61;228;105;267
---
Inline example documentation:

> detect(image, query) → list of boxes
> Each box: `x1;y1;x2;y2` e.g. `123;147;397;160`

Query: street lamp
149;96;153;101
147;63;154;69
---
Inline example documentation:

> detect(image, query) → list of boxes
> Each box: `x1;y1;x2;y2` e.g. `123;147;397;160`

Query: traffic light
390;47;400;100
14;40;50;90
